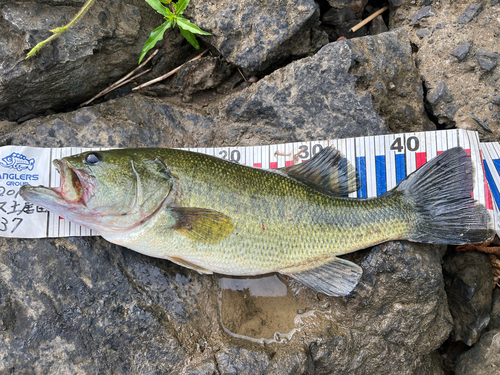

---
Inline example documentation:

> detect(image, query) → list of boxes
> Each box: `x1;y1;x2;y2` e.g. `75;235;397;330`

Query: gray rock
450;43;471;61
391;0;500;141
225;29;434;139
468;112;493;133
443;251;493;346
0;32;433;149
330;19;368;40
427;81;453;105
416;29;431;39
0;95;222;149
444;105;459;121
327;0;351;8
368;14;389;35
491;94;500;106
390;0;403;7
457;3;483;24
143;56;234;101
489;292;500;330
0;237;194;374
310;241;451;374
477;49;499;71
409;6;437;26
185;0;328;73
347;0;369;13
223;41;391;141
322;7;356;26
0;233;451;373
0;0;161;122
455;330;500;375
346;29;434;133
421;0;433;5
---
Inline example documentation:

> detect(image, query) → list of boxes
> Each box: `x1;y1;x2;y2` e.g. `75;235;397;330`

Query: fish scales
19;146;495;296
108;149;413;275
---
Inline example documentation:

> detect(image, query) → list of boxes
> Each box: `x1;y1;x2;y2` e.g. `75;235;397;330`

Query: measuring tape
0;129;497;238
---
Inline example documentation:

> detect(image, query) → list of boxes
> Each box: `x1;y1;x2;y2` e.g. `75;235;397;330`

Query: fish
19;146;494;297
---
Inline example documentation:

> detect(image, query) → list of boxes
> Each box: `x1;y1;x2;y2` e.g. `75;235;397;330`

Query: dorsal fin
278;147;360;196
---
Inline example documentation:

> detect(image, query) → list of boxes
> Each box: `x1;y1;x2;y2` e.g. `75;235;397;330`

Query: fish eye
84;153;100;165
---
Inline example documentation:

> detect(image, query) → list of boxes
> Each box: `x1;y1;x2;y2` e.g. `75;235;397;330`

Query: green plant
26;0;96;58
141;0;210;64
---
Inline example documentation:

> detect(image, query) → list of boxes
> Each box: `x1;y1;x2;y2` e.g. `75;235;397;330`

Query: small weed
141;0;211;64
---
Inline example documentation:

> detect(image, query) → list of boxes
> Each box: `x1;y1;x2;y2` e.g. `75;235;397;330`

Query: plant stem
26;0;97;58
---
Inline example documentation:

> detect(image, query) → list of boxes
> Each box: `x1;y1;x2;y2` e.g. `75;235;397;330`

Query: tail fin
397;147;494;245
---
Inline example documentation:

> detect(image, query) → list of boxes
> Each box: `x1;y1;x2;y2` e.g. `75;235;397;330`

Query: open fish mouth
19;158;94;213
54;159;84;203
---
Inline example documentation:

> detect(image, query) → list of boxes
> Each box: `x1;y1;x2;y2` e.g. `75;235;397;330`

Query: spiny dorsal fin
169;207;235;244
282;257;362;297
278;147;360;196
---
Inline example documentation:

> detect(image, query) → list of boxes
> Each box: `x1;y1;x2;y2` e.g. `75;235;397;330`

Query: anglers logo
0;152;35;171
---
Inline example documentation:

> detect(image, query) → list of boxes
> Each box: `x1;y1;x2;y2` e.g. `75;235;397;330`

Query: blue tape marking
375;155;386;196
493;159;500;175
484;162;500;208
356;156;367;198
395;153;406;184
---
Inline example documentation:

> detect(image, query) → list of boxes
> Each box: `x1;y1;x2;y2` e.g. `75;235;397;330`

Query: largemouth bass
19;147;494;296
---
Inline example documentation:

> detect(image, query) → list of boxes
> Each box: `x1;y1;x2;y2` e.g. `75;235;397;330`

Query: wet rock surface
0;235;452;373
443;251;493;346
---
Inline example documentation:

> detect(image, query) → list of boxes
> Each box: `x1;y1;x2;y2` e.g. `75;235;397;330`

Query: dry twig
132;49;209;91
350;6;389;33
80;49;159;107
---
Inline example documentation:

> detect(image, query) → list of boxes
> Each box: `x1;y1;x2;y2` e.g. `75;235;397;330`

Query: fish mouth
20;159;93;210
54;159;84;204
19;159;95;221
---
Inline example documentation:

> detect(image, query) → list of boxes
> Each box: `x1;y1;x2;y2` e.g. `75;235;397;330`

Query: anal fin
282;257;362;297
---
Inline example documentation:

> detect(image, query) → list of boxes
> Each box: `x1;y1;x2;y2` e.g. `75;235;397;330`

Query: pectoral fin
283;257;362;297
169;207;235;244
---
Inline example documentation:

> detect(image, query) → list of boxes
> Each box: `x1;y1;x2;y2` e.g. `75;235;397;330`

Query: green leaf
175;0;190;15
177;17;211;35
139;21;172;64
145;0;169;16
179;27;200;49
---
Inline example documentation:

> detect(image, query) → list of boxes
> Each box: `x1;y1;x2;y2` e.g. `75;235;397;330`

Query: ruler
479;142;500;234
0;129;495;238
